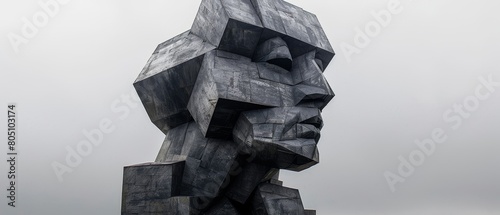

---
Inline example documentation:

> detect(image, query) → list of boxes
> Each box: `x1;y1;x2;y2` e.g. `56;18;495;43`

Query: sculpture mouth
280;124;321;143
279;113;323;142
297;123;321;140
232;106;324;171
299;114;323;130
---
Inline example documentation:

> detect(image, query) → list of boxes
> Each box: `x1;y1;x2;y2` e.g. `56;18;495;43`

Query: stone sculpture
122;0;335;214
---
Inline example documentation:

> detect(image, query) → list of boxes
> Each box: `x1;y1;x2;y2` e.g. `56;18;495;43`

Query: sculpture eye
253;37;293;71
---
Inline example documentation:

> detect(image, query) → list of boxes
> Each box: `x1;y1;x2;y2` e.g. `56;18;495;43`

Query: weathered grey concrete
252;183;306;215
122;162;185;214
124;0;335;214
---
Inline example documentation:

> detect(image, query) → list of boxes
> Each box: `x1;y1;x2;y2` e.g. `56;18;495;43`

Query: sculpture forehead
191;0;334;64
133;0;335;134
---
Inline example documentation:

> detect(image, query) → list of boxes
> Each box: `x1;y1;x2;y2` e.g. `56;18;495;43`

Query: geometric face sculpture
122;0;335;214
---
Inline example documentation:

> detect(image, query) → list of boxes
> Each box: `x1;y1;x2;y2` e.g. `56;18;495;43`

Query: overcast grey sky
1;0;499;214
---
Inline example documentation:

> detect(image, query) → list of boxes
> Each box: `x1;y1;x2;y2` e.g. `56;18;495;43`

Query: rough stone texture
225;163;275;204
134;32;216;134
122;162;185;214
124;0;335;214
250;0;334;70
304;210;317;215
191;0;263;58
252;183;306;215
155;122;239;198
204;197;240;215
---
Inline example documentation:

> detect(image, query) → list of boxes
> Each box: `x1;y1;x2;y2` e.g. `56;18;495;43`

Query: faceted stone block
250;0;335;69
225;163;275;204
191;0;335;69
155;122;240;198
134;31;216;134
304;210;317;215
121;162;185;214
252;183;306;215
164;196;212;215
191;0;263;58
204;197;240;215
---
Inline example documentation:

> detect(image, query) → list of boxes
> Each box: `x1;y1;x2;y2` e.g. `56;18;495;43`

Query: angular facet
191;0;263;58
121;162;185;214
251;0;335;69
134;32;216;134
252;183;306;215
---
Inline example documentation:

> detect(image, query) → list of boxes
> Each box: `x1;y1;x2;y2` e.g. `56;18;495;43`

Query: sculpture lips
280;120;322;143
295;109;323;142
297;123;321;141
300;114;323;130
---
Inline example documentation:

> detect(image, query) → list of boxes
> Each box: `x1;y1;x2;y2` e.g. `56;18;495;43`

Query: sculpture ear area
253;37;293;71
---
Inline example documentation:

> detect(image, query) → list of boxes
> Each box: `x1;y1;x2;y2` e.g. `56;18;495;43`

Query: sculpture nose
286;49;335;110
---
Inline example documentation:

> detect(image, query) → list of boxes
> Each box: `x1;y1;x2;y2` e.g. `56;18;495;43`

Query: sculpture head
134;0;335;172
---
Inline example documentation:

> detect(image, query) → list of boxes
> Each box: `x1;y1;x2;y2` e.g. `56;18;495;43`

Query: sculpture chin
251;137;320;171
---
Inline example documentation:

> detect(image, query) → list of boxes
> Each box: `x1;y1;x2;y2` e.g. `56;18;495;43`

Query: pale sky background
1;0;500;214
